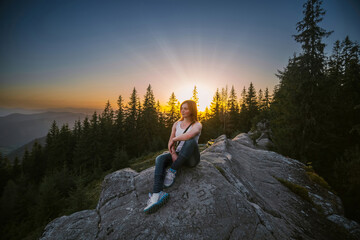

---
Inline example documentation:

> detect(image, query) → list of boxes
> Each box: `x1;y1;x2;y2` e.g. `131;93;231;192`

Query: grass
275;177;313;203
129;149;167;172
303;163;331;190
129;144;209;172
215;165;226;177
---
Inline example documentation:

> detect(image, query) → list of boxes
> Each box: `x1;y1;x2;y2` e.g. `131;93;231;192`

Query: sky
0;0;359;114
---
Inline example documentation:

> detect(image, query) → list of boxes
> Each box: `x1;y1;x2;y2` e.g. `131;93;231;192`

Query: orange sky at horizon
0;76;275;113
0;44;277;113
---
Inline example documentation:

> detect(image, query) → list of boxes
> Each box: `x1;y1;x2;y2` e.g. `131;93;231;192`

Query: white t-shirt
175;121;201;152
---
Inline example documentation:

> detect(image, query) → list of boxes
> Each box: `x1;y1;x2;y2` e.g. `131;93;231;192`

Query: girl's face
181;103;191;118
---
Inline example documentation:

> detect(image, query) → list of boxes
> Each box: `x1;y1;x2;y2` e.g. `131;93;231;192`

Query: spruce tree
112;147;129;170
98;101;116;170
28;141;45;183
73;117;92;174
293;0;333;74
166;92;180;128
89;112;101;172
227;85;239;135
207;88;222;138
239;86;248;132
139;84;159;152
124;87;140;157
45;121;61;171
257;89;264;111
245;82;259;131
271;0;332;162
220;86;228;131
115;95;125;148
0;152;11;194
156;100;167;149
264;87;270;110
191;85;200;110
58;123;74;169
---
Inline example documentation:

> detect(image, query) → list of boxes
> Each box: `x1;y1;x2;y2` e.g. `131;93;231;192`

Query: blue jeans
153;138;200;193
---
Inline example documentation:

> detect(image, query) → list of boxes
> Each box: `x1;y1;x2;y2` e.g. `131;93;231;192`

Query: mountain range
0;111;88;158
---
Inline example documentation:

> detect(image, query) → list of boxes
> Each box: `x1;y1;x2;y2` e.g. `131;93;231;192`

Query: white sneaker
144;191;169;214
164;168;177;188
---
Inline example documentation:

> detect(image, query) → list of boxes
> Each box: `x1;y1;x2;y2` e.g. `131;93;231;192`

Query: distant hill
6;136;47;163
0;111;87;153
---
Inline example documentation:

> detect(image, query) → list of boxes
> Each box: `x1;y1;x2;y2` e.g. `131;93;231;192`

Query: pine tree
99;101;116;170
264;87;270;110
73;117;92;174
254;87;271;123
210;88;221;119
115;95;125;148
0;152;11;194
203;106;211;121
139;84;159;153
112;147;129;170
240;86;246;107
28;141;45;183
156;100;168;148
191;85;200;110
166;92;180;128
293;0;332;75
124;87;141;157
257;89;264;111
46;120;60;147
245;82;259;130
45;121;61;171
89;112;102;171
58;123;74;169
271;0;332;162
227;85;239;136
238;86;247;132
12;157;21;179
220;86;229;132
73;119;82;143
207;88;222;138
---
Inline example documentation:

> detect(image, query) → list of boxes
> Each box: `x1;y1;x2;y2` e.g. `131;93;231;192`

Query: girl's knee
155;155;163;165
155;153;169;165
185;138;196;145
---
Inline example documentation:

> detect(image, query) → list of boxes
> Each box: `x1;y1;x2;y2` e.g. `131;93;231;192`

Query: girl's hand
171;151;178;162
170;145;176;154
168;139;175;152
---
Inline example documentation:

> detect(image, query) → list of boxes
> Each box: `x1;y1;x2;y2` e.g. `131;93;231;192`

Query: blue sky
0;0;359;113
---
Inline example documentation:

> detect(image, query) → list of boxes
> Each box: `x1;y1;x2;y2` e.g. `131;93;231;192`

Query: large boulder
40;133;360;240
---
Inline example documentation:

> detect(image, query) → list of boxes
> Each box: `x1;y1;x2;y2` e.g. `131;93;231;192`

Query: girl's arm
173;122;202;142
168;121;177;152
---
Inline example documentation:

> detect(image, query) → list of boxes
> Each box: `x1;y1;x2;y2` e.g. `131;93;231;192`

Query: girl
144;100;202;214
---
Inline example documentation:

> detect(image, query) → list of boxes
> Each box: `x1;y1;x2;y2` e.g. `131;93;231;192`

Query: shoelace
166;169;176;178
147;193;159;205
147;193;154;205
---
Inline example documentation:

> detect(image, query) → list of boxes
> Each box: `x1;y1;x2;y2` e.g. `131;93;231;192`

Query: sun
175;83;213;112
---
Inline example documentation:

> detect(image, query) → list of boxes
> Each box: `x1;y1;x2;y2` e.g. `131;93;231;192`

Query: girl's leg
184;144;200;168
171;138;200;171
153;152;172;193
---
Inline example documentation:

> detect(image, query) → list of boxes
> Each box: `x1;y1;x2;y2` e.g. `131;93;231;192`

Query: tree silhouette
166;92;180;128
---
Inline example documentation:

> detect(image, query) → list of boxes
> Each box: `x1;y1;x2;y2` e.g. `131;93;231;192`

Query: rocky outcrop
40;133;360;240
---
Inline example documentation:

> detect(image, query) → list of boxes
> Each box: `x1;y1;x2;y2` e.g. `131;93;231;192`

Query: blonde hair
179;100;198;122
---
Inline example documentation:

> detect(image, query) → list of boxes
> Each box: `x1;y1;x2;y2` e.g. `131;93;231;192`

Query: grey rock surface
40;133;360;240
40;209;98;240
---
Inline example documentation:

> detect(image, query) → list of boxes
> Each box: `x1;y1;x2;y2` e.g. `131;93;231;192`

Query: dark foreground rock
40;133;360;240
